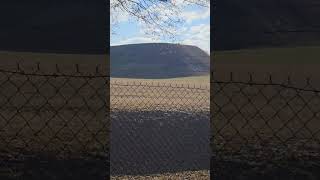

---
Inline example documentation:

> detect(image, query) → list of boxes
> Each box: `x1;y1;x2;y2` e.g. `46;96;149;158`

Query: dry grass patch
111;170;209;180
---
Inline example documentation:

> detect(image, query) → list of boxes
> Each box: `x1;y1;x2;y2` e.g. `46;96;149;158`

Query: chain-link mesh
211;72;320;179
110;80;210;176
0;64;109;179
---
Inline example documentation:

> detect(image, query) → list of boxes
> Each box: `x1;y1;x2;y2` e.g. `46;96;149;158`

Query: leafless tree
111;0;210;40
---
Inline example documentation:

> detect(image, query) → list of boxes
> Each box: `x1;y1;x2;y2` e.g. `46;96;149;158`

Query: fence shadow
111;110;210;175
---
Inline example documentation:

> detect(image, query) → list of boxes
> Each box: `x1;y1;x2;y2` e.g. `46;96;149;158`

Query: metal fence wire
0;63;211;178
110;80;210;176
211;72;320;179
0;64;109;179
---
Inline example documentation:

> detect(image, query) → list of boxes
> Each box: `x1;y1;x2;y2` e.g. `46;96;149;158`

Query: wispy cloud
182;24;210;54
111;36;164;46
181;8;210;24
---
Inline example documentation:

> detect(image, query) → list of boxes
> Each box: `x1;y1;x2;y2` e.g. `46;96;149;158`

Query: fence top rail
212;80;320;93
0;68;109;78
0;67;209;90
211;71;320;93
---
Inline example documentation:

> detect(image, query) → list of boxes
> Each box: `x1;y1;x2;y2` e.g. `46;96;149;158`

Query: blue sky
111;2;210;54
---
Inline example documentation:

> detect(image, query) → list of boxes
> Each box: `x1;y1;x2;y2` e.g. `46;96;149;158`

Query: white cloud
110;0;132;24
111;8;129;24
172;0;186;6
116;12;129;23
111;36;164;46
181;8;210;24
181;24;210;54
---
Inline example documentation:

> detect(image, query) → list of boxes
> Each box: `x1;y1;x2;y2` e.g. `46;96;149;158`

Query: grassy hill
213;0;320;50
0;1;107;54
213;0;320;83
111;43;209;79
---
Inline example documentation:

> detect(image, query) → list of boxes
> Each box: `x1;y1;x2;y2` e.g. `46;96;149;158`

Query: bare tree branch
111;0;210;40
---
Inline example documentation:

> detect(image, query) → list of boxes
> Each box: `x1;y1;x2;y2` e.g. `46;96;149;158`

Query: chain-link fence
110;80;210;176
0;63;211;178
0;64;109;179
211;72;320;179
